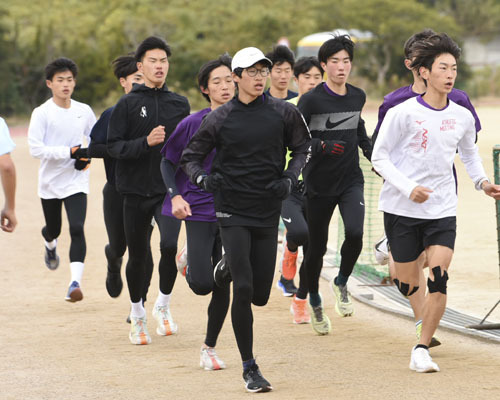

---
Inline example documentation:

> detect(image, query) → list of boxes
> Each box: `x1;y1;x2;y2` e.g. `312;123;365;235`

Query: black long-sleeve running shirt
298;83;372;198
107;84;190;197
180;94;311;224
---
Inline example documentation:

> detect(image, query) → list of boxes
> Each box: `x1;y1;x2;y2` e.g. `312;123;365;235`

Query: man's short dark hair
112;55;139;80
135;36;171;62
404;29;436;59
318;35;354;64
265;45;295;69
293;56;323;78
197;54;232;102
410;33;461;73
45;57;78;81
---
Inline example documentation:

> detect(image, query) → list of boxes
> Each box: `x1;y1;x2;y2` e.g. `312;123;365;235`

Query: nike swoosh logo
325;115;354;130
282;217;291;223
375;237;387;252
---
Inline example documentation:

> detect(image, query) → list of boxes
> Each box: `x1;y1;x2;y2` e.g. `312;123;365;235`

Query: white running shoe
152;304;178;336
409;346;440;373
200;347;226;370
374;235;389;265
129;316;151;345
176;244;188;276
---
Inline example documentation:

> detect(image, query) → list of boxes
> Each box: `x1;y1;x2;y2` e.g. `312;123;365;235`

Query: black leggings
185;220;230;347
281;190;308;299
41;192;87;262
305;185;364;295
220;225;278;361
103;182;154;302
123;194;181;303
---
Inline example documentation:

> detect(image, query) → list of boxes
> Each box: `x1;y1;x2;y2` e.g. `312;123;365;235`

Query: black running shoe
44;246;60;270
105;245;123;298
214;254;232;288
276;275;297;297
243;364;273;393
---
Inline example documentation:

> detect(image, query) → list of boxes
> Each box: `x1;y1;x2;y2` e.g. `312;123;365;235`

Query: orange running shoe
290;296;311;324
280;242;298;280
176;244;188;276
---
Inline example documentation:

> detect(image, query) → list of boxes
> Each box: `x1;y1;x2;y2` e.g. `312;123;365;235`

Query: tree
317;0;458;92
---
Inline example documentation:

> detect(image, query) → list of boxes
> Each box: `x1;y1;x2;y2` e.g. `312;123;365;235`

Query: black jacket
107;84;190;196
88;107;114;184
180;94;310;221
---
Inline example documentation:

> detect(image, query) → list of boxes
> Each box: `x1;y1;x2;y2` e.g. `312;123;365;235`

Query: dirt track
1;109;500;399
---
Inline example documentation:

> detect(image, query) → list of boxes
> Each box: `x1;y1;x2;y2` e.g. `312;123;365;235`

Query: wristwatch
196;174;206;186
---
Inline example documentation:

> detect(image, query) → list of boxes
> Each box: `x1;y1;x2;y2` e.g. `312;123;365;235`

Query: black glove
322;140;346;156
196;172;224;193
74;158;91;171
265;176;292;200
71;145;89;159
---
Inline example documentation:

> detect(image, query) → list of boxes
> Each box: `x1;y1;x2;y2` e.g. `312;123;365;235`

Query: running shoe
409;346;440;373
280;239;298;280
310;303;331;335
214;254;231;288
152;304;178;336
200;347;226;371
129;316;151;345
290;296;311;324
331;280;354;317
105;245;123;298
44;246;60;270
415;321;442;348
243;364;273;393
276;275;297;297
373;235;389;265
176;244;188;276
65;281;83;302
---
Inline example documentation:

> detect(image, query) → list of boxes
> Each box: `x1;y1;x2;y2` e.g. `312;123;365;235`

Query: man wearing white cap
181;47;311;393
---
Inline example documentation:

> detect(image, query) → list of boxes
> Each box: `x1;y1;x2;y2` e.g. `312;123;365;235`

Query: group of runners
1;29;496;393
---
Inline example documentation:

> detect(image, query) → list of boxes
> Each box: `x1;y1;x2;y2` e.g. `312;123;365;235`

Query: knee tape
393;278;419;297
427;266;448;294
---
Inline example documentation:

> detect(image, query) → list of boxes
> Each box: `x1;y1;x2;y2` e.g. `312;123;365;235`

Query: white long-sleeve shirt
0;117;15;155
28;98;96;199
372;96;488;219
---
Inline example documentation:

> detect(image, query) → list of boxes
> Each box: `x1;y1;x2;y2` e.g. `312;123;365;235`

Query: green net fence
493;145;500;279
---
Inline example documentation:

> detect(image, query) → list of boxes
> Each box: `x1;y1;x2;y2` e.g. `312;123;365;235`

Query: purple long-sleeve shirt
160;108;217;222
373;85;481;144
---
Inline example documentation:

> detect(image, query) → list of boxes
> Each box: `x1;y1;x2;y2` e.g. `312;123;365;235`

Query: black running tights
304;185;364;295
123;194;181;303
103;182;154;302
185;220;230;347
41;192;87;262
220;225;278;361
281;190;308;299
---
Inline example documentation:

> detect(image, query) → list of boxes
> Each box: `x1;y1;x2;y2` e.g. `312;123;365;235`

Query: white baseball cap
231;47;272;71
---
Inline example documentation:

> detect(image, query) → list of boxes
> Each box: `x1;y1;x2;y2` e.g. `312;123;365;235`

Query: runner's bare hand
410;186;433;203
147;125;165;146
171;195;192;220
1;207;17;232
482;182;500;200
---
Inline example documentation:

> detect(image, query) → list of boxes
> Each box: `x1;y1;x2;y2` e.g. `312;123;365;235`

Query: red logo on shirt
410;121;428;152
421;128;428;151
440;119;456;131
